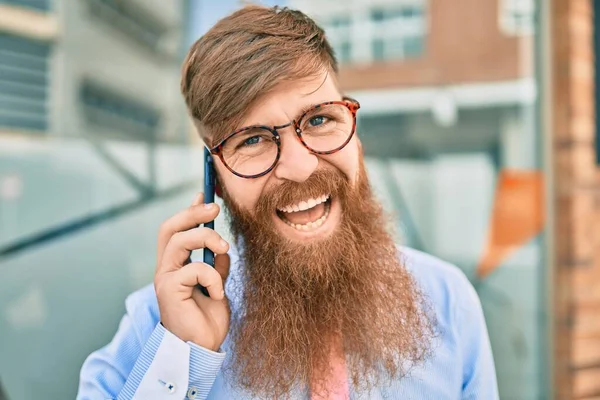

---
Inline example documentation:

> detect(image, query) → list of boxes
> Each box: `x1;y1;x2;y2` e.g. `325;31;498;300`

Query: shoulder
399;246;481;325
400;246;473;296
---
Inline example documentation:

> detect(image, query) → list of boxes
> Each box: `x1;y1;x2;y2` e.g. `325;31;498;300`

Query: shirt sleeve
77;316;226;400
457;282;500;400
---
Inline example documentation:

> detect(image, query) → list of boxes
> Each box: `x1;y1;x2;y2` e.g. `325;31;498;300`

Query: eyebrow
246;102;322;129
213;98;341;147
296;102;319;119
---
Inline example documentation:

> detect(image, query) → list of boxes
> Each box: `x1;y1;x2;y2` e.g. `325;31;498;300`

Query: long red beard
221;161;435;399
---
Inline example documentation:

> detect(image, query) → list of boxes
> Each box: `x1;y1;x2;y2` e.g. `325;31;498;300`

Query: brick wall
551;0;599;398
338;0;527;91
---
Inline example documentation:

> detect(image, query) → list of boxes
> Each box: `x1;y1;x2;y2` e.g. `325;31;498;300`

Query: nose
273;127;318;182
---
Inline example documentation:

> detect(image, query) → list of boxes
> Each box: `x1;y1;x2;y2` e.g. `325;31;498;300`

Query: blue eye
243;136;261;146
309;116;325;127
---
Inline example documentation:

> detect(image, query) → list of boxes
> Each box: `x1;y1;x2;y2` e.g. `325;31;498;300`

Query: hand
154;193;231;351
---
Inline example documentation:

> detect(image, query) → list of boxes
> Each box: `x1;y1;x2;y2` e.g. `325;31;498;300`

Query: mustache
256;168;350;214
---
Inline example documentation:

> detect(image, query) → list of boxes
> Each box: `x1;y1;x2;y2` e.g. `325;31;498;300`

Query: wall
336;0;529;90
52;0;185;142
551;0;600;398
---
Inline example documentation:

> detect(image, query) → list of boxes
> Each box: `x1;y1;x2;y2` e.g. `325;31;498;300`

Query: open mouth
276;195;332;231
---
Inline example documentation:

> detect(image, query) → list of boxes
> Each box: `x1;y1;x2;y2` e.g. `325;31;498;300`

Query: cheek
321;138;361;183
220;174;264;213
215;159;268;214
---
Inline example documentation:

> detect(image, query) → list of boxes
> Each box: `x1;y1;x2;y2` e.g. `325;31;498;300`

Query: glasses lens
299;104;354;153
221;127;278;176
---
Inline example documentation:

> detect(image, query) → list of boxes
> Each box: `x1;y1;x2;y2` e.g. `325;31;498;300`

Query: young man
78;5;498;400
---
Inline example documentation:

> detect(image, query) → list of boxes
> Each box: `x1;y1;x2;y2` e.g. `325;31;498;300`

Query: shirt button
187;386;198;399
164;381;176;394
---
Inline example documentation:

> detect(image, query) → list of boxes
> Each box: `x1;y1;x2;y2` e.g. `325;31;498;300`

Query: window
0;0;50;12
499;0;535;36
323;15;352;64
83;0;167;54
0;33;50;132
79;80;161;140
370;4;427;61
337;41;351;63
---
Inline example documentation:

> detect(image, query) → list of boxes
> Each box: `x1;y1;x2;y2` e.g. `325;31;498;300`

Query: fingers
214;253;231;282
157;196;219;262
191;192;204;207
156;262;225;301
175;262;225;300
160;228;229;274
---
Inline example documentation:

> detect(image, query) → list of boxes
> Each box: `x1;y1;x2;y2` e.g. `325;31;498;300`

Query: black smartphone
200;147;216;297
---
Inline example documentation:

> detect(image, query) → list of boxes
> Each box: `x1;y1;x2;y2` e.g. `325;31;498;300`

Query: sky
187;0;286;44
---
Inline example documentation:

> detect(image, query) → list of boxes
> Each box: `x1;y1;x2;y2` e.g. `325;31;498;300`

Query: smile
273;194;340;240
276;195;331;231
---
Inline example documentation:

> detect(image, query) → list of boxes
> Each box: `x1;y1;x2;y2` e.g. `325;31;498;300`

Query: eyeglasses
208;99;360;179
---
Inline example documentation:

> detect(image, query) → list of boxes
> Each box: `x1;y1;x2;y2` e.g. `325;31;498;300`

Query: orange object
476;170;545;279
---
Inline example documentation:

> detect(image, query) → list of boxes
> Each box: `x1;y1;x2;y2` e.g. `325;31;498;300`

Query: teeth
278;194;330;213
282;203;331;231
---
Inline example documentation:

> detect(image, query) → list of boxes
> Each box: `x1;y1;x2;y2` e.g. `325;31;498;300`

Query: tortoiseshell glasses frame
207;98;360;179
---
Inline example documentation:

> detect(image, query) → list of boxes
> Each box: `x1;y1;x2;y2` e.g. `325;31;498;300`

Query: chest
206;336;461;400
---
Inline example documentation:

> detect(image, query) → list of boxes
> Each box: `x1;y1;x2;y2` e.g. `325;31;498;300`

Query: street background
0;0;589;399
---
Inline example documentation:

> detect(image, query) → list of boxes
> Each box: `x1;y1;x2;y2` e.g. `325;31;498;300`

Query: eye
243;136;262;146
308;116;327;127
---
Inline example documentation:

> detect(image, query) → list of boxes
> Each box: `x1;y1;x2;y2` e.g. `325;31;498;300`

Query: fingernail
204;203;214;209
220;239;228;249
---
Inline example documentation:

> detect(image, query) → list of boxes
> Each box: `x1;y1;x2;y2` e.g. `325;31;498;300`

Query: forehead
241;71;342;126
200;71;343;147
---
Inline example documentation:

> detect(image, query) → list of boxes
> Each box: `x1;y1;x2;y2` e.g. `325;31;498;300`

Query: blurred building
0;1;197;399
0;0;187;142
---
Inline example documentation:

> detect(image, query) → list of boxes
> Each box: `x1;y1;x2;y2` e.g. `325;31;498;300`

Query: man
78;5;498;400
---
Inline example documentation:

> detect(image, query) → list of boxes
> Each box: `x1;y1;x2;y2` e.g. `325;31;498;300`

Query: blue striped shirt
77;247;498;399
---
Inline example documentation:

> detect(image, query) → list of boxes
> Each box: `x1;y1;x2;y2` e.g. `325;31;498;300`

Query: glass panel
337;41;351;63
0;34;49;133
0;0;51;12
82;0;167;53
367;4;427;62
0;34;51;56
79;80;161;138
0;1;193;399
0;50;48;73
373;38;385;61
403;36;424;58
